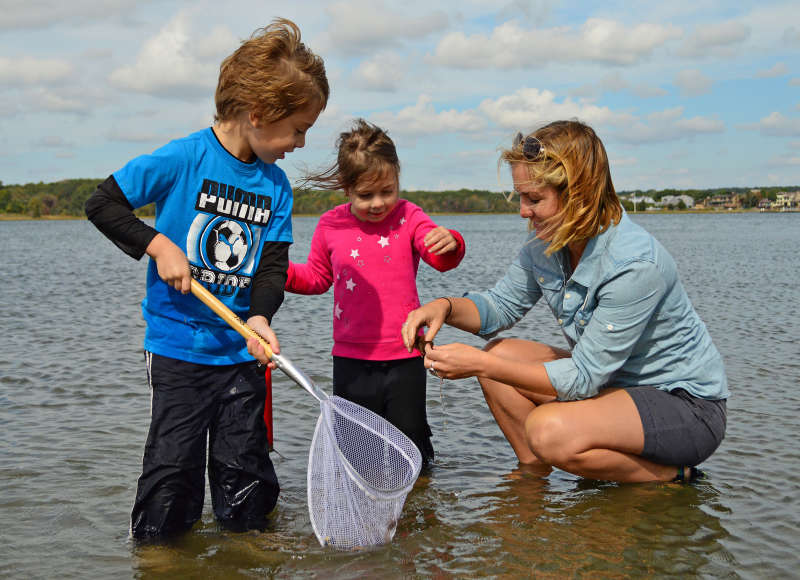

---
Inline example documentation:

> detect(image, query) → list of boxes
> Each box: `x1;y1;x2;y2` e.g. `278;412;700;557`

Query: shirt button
538;276;545;283
579;320;586;326
557;318;563;325
607;324;614;330
565;293;571;299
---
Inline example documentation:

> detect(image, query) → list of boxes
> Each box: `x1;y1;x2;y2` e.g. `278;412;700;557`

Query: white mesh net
307;395;422;549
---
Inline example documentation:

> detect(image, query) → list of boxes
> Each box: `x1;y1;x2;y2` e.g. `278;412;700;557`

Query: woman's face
511;164;561;239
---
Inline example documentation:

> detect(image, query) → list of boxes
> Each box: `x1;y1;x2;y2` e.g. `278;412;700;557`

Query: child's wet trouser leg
333;356;434;465
208;361;279;531
131;353;278;539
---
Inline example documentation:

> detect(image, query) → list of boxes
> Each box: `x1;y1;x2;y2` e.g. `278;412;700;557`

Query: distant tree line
0;178;796;219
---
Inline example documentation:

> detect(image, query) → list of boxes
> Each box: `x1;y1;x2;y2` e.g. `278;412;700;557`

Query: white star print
335;302;343;319
345;278;356;291
399;217;406;225
350;249;359;259
378;236;390;248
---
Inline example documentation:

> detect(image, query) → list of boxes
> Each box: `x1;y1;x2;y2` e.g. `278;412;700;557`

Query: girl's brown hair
501;120;622;255
215;18;329;124
302;118;400;192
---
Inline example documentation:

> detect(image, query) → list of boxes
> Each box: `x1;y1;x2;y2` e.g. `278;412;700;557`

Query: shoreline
3;208;796;221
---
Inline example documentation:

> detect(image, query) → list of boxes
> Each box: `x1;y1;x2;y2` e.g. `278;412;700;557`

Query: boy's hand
246;315;280;369
424;226;458;255
146;233;192;293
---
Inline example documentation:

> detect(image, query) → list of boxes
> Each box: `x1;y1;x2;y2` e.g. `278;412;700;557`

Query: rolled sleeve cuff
463;291;501;338
543;358;592;401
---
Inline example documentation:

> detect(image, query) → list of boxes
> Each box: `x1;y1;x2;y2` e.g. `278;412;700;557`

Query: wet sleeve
84;175;159;260
247;241;290;324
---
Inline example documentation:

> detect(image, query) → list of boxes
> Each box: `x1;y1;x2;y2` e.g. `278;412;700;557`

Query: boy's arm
84;175;159;260
247;242;290;324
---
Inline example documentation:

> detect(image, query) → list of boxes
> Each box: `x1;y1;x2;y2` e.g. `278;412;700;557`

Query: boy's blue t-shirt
113;128;293;365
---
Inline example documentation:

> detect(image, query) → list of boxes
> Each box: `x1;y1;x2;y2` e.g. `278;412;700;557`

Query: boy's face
249;104;322;164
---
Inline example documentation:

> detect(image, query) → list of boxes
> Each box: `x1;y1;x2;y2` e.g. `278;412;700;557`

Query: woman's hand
402;298;451;353
146;233;191;293
246;315;280;369
423;342;486;380
424;226;458;255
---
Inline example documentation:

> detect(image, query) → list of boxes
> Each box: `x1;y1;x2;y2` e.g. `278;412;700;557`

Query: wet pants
131;352;279;539
333;355;434;465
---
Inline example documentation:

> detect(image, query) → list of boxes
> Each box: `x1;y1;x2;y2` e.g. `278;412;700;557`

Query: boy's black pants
131;352;278;539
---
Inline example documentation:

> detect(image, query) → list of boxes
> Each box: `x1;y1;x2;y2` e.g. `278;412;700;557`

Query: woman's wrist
436;296;453;322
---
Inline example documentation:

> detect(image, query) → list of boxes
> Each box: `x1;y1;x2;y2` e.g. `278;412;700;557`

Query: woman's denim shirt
466;213;729;402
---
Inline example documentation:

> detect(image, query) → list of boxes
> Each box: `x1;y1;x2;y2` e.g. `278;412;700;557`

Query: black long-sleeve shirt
85;175;289;323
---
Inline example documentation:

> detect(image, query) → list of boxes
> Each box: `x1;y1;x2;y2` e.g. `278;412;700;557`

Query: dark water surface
1;212;798;579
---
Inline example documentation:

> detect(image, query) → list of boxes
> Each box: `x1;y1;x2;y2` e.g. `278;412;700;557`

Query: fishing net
307;395;422;550
188;281;422;550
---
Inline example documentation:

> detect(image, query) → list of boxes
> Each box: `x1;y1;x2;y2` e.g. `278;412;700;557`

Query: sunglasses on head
513;132;546;161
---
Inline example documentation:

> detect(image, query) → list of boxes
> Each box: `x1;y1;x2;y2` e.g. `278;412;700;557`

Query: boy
85;18;328;539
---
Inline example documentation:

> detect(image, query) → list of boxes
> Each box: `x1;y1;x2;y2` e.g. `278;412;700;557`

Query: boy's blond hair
215;18;329;124
501;120;622;255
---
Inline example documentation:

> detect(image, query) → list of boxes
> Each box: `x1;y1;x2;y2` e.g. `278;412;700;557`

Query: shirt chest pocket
532;266;564;313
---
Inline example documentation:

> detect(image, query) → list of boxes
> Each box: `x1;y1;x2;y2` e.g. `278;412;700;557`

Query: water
1;212;798;579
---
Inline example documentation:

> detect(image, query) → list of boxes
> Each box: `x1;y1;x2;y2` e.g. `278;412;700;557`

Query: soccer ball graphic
207;220;248;272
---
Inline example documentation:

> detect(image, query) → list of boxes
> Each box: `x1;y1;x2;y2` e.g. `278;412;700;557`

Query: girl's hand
424;226;458;255
146;233;192;293
402;298;451;353
246;315;280;369
423;342;485;380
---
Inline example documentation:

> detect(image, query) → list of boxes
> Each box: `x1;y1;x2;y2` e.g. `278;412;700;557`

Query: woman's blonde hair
501;120;621;255
215;18;329;124
301;118;400;192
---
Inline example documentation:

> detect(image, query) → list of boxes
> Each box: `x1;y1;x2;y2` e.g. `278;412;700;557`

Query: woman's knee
524;406;572;464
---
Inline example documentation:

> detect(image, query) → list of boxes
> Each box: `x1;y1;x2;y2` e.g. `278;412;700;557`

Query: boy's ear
248;111;261;128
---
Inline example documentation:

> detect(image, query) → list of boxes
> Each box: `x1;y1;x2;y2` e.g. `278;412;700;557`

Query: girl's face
511;163;561;239
346;171;400;222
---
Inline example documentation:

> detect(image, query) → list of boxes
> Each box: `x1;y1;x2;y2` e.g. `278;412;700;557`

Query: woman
401;120;728;483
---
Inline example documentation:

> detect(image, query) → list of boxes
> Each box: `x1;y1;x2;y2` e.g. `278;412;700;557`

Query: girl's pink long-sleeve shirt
286;199;466;360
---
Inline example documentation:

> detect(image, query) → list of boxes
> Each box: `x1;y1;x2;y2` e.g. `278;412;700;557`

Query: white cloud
677;20;750;57
432;18;681;69
767;154;800;166
371;95;487;136
478;87;635;129
756;62;788;78
0;0;141;30
0;56;73;86
109;12;233;98
783;26;800;45
615;107;724;143
789;78;800;86
742;112;800;137
351;52;407;92
674;69;713;97
323;0;448;55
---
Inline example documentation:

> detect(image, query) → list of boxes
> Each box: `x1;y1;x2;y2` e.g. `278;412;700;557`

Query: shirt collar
568;211;627;287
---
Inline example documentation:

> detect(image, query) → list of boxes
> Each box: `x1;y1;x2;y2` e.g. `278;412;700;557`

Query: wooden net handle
190;279;274;358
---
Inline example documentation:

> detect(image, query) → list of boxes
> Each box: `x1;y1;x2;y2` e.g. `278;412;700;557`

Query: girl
284;119;466;465
402;120;728;483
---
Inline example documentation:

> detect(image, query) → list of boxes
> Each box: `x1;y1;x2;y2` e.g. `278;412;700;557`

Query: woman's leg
477;338;569;464
524;389;677;482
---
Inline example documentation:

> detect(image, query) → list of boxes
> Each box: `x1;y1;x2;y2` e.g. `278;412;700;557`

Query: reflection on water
1;213;799;578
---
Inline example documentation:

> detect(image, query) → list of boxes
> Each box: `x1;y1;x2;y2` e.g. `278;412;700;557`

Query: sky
1;0;798;192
